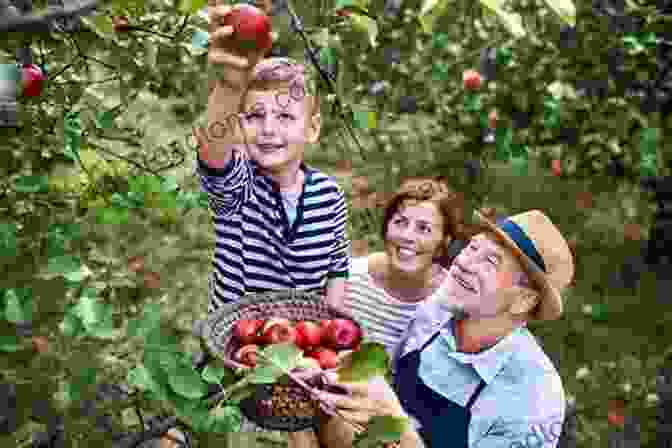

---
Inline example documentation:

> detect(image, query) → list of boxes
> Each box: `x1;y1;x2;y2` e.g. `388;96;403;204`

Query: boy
193;1;350;314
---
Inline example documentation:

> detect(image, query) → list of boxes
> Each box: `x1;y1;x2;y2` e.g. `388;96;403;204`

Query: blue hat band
496;219;547;273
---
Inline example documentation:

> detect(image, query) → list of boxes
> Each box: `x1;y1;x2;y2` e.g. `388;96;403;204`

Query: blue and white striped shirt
196;149;350;313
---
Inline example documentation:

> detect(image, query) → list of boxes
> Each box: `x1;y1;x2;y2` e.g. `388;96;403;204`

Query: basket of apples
200;290;363;431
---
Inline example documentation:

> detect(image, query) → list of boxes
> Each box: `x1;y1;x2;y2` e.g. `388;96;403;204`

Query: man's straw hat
474;209;575;321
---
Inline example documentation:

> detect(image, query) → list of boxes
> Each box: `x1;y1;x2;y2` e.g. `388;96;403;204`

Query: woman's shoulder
350;252;387;275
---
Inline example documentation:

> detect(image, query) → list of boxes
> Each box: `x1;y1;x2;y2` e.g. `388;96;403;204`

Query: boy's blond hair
244;57;320;118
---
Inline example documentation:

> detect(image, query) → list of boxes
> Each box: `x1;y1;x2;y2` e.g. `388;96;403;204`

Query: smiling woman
342;177;480;356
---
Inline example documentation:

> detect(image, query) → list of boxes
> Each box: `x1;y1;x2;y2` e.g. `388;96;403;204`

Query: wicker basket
200;289;361;432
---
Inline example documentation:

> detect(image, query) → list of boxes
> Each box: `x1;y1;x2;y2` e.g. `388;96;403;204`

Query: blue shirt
393;307;566;448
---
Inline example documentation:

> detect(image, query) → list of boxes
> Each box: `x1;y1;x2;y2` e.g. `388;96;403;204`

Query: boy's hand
208;0;271;90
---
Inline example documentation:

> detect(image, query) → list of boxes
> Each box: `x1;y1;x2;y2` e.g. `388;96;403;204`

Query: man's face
239;89;319;174
384;201;448;275
443;233;528;318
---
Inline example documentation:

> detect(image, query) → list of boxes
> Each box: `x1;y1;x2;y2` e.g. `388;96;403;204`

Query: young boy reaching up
193;1;350;315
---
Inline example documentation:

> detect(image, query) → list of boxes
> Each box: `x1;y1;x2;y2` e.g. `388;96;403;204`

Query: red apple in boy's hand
21;64;45;97
294;321;323;349
222;5;272;53
322;319;362;350
263;322;297;345
234;319;264;345
306;347;338;369
462;69;482;91
234;344;259;367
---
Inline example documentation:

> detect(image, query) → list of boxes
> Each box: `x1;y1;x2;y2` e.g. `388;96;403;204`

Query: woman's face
384;200;449;276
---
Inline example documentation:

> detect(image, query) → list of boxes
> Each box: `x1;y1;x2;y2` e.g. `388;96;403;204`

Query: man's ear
306;112;321;144
509;287;540;316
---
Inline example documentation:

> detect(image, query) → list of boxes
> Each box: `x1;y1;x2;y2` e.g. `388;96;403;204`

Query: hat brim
474;210;563;321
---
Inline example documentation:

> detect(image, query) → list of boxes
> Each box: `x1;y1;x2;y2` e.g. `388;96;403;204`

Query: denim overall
393;330;487;448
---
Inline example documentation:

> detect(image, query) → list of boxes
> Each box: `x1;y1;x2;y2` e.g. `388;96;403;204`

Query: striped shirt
345;256;449;356
196;149;350;313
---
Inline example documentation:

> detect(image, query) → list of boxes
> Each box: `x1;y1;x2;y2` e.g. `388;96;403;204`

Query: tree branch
0;0;99;33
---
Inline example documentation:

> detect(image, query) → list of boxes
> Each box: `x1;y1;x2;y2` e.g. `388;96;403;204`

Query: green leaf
40;255;92;282
478;0;526;38
431;32;450;50
510;156;529;176
248;343;304;384
202;363;229;384
86;313;118;340
179;0;208;14
209;405;242;433
59;312;83;337
347;13;378;47
353;109;377;129
639;128;658;156
4;288;32;323
227;383;258;404
63;111;82;162
0;223;17;255
431;62;450;81
13;175;49;193
127;303;162;338
463;93;482;113
540;0;576;27
95;109;116;129
168;359;209;399
418;0;452;33
495;47;513;66
0;335;22;352
353;415;408;448
336;343;389;382
73;296;107;326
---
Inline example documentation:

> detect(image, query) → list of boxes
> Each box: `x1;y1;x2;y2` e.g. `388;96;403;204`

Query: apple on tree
21;64;45;98
222;4;273;53
462;69;482;91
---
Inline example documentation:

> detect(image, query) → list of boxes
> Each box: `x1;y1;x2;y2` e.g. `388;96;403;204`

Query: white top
345;256;448;357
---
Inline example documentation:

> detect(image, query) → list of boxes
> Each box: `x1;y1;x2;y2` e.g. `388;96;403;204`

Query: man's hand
318;375;407;428
208;0;270;90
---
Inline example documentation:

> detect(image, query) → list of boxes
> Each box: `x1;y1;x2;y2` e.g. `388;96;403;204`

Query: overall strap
465;379;487;409
420;328;443;352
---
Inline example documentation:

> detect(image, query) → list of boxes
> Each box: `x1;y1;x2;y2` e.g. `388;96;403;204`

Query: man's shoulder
501;329;565;404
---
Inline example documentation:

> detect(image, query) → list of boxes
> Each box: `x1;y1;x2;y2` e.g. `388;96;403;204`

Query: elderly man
315;209;574;448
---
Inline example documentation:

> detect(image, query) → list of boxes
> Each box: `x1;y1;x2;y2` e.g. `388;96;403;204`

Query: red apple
112;16;130;32
222;4;272;53
488;109;498;129
322;319;362;350
143;271;161;289
462;69;482;91
234;344;259;367
31;336;49;354
127;255;145;273
551;159;562;177
234;319;264;345
294;321;323;349
263;323;297;345
21;64;45;98
306;347;338;369
261;318;291;334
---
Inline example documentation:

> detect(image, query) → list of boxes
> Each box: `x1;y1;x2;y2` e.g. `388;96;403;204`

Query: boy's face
239;88;320;174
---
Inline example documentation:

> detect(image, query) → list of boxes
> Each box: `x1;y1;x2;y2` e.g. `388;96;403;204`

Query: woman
343;176;474;356
311;177;477;448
